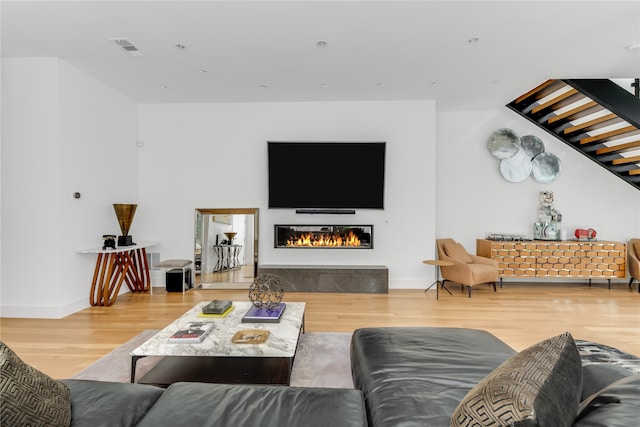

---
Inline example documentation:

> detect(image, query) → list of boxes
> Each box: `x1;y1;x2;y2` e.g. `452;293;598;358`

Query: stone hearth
258;265;388;293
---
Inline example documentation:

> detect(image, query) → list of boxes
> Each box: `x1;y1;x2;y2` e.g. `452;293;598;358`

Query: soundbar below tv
268;141;385;210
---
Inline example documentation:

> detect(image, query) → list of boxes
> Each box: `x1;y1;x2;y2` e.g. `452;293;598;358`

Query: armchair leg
492;282;497;292
468;286;471;298
440;279;453;296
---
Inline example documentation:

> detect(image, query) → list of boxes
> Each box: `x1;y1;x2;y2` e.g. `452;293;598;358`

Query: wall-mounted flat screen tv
268;142;386;210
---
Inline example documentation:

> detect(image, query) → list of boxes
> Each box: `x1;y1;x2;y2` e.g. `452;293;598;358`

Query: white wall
437;109;640;271
137;101;437;289
3;59;639;318
1;58;138;318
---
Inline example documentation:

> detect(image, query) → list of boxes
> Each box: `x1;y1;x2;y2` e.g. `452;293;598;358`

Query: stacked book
241;302;286;323
198;300;234;318
167;321;214;344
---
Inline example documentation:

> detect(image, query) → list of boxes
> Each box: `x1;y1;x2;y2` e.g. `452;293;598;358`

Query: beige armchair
436;238;499;297
628;239;640;293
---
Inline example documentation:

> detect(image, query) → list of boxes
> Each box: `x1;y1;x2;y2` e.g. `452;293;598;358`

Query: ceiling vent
109;38;144;57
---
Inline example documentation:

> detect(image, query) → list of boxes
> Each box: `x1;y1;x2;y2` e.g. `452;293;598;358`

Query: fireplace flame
287;231;362;247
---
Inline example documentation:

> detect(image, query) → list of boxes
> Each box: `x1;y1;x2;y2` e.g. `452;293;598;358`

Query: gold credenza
476;239;626;279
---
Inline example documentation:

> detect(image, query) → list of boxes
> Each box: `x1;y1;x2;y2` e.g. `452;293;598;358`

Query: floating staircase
507;79;640;191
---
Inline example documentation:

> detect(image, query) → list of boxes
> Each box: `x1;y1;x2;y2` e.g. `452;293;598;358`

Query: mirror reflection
194;208;258;289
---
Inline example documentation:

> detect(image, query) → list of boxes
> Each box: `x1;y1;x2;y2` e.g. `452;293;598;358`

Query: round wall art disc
499;149;532;182
531;152;561;183
487;128;520;160
520;135;545;158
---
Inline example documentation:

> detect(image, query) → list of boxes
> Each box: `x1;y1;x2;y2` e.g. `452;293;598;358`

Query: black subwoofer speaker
166;268;192;292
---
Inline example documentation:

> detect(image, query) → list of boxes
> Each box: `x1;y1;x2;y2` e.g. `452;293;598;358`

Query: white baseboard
1;296;88;319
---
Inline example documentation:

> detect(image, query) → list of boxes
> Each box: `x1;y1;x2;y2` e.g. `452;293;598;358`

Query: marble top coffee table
130;301;305;386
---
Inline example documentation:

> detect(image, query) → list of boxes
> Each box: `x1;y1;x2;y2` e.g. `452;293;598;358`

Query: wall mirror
194;208;259;289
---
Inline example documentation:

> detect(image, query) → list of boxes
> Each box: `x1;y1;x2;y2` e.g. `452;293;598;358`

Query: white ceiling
2;1;639;110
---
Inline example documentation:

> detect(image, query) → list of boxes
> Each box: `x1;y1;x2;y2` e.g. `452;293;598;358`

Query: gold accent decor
231;329;269;344
113;204;137;236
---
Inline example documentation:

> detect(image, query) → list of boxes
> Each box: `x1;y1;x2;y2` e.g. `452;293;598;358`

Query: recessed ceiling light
467;37;479;45
175;44;186;50
160;85;168;91
492;80;501;85
316;40;328;48
199;69;208;75
627;41;640;50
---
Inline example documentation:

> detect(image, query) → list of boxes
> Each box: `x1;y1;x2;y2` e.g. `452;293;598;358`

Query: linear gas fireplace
274;225;373;249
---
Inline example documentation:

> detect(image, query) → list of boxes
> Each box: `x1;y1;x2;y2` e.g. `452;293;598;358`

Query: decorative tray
231;329;269;344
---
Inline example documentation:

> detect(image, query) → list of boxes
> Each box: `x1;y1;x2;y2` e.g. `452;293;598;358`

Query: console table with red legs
77;242;157;306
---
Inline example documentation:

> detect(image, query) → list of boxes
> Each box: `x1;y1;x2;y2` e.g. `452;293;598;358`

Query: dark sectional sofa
3;328;639;427
61;380;367;427
0;341;367;427
350;327;640;427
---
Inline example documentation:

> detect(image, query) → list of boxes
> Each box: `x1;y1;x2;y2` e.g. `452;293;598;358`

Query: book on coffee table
167;321;214;344
241;303;286;323
197;305;234;318
202;299;232;314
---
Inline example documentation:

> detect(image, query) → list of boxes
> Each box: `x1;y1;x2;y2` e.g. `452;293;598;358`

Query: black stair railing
507;79;640;191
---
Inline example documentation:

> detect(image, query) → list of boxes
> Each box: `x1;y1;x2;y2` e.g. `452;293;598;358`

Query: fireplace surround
274;225;373;249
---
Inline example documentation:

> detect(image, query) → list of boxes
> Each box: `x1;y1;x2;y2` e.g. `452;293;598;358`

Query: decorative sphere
248;273;284;309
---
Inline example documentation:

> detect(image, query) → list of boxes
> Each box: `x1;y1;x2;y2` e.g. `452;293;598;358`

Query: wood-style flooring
1;282;639;379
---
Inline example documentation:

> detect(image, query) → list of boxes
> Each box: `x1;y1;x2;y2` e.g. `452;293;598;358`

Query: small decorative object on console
102;235;116;250
167;321;214;344
486;234;532;242
575;228;597;241
223;231;237;244
113;203;137;246
533;190;562;241
248;273;284;310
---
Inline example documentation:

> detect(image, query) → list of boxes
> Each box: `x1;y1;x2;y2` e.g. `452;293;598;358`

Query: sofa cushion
574;374;640;427
351;327;516;427
443;242;472;263
61;379;164;427
136;382;367;427
581;364;634;401
634;241;640;258
0;341;71;427
451;332;582;427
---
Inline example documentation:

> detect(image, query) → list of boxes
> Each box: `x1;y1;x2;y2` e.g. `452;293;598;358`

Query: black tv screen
268;142;386;210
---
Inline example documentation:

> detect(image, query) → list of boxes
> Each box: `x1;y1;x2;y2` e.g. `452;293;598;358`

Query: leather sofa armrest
62;379;164;427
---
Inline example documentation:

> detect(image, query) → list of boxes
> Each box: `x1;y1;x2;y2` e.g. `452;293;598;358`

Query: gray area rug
71;331;354;388
71;331;640;386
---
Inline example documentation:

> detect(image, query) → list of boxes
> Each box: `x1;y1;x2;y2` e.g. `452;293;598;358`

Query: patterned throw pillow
0;341;71;427
451;332;583;427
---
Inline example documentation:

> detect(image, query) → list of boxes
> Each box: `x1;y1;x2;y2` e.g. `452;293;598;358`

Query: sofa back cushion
574;374;640;427
451;332;583;427
0;341;71;427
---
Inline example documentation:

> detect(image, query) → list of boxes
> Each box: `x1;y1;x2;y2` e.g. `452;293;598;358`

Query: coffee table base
135;355;294;388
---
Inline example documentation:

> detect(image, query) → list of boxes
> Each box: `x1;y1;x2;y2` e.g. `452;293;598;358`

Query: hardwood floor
1;282;639;380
